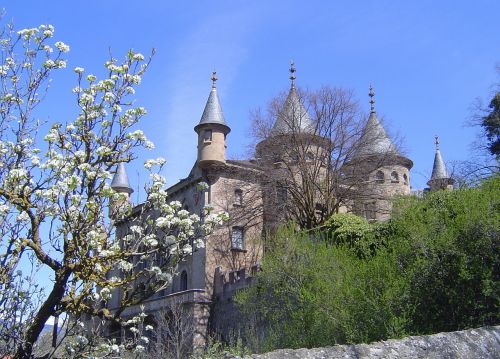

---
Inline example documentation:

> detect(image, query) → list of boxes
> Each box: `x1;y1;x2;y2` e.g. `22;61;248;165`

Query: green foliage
193;337;251;359
236;177;499;352
387;177;500;333
481;91;500;157
236;224;410;351
323;212;381;257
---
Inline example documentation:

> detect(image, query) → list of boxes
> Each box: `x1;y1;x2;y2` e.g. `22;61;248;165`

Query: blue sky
3;0;499;193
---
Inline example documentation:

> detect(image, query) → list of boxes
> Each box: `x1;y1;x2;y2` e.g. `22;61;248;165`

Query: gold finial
369;83;375;113
435;135;440;150
289;61;296;89
211;71;217;88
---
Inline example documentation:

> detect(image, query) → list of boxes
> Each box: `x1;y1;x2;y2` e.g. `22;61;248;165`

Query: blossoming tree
0;23;225;358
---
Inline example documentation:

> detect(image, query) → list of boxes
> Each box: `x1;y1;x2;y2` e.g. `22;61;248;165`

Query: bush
236;177;499;352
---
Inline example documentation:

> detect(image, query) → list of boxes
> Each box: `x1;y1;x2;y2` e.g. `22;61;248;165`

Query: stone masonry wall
228;326;500;359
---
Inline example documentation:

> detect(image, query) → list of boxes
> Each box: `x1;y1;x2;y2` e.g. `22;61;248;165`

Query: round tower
109;162;133;219
194;72;231;169
255;62;329;165
346;84;413;221
427;136;454;191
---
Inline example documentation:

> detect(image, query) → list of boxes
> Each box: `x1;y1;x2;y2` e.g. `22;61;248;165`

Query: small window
203;129;212;142
234;189;243;206
315;203;324;217
375;171;385;184
364;202;376;220
391;171;399;183
403;174;408;185
180;270;188;291
231;226;244;250
277;186;287;203
306;152;314;162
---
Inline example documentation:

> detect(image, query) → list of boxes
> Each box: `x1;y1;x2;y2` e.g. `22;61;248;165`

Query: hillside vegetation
236;176;500;352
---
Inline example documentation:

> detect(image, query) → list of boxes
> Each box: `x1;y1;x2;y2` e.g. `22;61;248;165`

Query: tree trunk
14;271;70;359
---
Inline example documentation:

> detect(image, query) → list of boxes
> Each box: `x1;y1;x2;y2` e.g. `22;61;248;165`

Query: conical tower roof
352;85;399;158
111;162;133;194
194;72;230;133
270;62;315;136
430;136;449;180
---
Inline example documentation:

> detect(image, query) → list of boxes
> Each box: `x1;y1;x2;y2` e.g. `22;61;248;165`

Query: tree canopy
481;90;500;158
0;22;226;359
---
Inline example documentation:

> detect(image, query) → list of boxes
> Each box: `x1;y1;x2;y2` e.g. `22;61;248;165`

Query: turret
346;84;413;221
109;162;133;219
256;62;328;163
194;72;231;169
427;136;454;191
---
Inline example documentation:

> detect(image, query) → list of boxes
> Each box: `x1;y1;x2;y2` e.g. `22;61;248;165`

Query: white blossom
132;53;145;61
54;41;70;52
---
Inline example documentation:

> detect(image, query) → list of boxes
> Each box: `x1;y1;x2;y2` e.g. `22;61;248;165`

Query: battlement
213;264;260;300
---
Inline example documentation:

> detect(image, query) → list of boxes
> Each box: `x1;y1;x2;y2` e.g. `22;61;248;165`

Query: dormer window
234;189;243;206
376;171;385;184
203;129;212;142
391;171;399;183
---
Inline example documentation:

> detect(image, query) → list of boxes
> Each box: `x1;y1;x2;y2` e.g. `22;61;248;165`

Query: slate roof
111;162;133;194
430;146;449;180
352;111;399;158
270;87;315;136
196;73;230;131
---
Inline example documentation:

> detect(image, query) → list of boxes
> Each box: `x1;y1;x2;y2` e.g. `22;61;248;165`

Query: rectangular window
234;189;243;206
364;202;376;220
277;186;287;203
203;129;212;141
231;226;244;250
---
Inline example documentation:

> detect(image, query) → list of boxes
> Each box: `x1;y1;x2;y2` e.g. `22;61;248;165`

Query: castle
105;65;453;349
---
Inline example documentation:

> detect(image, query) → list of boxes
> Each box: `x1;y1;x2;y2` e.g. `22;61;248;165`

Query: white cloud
160;6;259;185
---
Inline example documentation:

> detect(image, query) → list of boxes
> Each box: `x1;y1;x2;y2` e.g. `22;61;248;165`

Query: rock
232;326;500;359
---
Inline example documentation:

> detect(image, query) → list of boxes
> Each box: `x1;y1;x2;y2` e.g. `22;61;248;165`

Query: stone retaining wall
230;326;500;359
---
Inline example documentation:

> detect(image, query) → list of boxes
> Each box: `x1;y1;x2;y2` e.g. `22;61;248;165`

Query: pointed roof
270;62;315;136
430;136;449;180
352;84;399;158
195;71;230;133
111;162;133;194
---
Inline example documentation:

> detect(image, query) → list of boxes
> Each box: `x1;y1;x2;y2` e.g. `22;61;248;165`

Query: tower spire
211;71;217;89
428;135;454;190
369;83;376;113
289;61;296;89
111;162;133;194
194;72;231;168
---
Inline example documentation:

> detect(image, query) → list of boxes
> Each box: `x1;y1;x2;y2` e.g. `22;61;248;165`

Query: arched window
391;171;399;183
180;271;188;291
403;174;409;185
375;170;385;184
